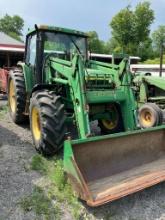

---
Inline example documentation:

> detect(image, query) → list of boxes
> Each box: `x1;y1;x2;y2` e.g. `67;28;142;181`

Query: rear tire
138;103;163;128
30;90;67;156
8;67;27;124
148;103;163;125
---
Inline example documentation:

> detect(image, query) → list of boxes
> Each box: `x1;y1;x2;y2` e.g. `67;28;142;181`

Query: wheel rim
9;79;16;113
101;104;119;130
102;119;118;130
31;107;41;141
140;110;154;127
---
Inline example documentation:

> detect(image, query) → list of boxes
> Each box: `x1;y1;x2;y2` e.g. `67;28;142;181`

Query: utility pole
159;41;164;77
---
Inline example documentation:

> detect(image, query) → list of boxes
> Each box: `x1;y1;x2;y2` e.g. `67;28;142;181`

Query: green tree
110;6;134;52
0;14;24;41
87;31;107;53
152;25;165;52
110;1;154;58
133;2;154;44
105;37;121;53
137;38;155;61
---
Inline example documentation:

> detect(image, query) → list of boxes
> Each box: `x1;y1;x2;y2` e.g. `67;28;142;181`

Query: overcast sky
0;0;164;41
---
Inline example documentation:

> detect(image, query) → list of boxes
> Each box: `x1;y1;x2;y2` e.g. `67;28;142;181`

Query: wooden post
159;41;164;77
6;52;10;67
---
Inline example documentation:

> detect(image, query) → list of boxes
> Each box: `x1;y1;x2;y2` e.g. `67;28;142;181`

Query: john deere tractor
8;25;137;154
8;25;165;206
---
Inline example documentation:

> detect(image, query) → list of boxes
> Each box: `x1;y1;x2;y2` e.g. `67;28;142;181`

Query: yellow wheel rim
101;104;119;130
102;119;118;130
9;79;16;113
32;107;41;141
140;110;153;127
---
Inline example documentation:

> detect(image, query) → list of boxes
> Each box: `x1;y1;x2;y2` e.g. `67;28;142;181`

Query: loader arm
45;54;91;139
88;58;129;87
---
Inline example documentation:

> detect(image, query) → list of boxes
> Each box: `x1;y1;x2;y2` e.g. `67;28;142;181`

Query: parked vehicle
130;64;165;76
8;25;165;206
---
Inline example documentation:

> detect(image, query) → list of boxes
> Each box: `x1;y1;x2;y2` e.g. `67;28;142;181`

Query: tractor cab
24;25;88;83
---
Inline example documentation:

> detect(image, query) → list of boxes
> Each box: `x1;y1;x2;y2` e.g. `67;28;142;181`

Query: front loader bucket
64;126;165;206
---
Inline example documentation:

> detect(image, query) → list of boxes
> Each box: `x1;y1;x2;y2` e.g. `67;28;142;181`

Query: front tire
8;67;26;124
30;90;67;156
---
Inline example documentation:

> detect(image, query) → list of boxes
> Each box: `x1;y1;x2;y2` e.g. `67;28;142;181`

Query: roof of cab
28;25;88;37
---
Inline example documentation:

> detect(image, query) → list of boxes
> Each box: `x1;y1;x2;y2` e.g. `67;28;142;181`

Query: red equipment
0;68;9;93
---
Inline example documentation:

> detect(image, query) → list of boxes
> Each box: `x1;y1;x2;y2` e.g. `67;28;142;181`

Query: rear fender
17;62;34;95
31;84;56;96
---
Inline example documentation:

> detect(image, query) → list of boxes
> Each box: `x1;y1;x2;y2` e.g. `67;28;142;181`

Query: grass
0;105;8;118
30;154;48;174
142;55;165;64
20;154;92;220
19;186;61;220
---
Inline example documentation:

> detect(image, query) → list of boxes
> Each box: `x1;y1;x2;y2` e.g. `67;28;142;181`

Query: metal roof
0;32;24;46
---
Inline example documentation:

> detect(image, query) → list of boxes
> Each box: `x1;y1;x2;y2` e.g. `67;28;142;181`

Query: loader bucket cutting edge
64;126;165;206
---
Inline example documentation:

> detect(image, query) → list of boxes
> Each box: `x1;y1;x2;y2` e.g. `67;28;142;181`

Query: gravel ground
0;97;165;220
0;98;40;220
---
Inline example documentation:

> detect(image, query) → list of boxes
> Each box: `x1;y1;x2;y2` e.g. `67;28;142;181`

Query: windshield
43;32;87;61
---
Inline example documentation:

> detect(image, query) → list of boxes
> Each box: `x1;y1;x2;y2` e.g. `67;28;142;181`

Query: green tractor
8;25;165;206
8;25;137;154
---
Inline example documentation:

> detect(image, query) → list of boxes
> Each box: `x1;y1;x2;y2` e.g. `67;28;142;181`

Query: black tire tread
8;67;26;124
30;90;67;156
147;103;163;125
